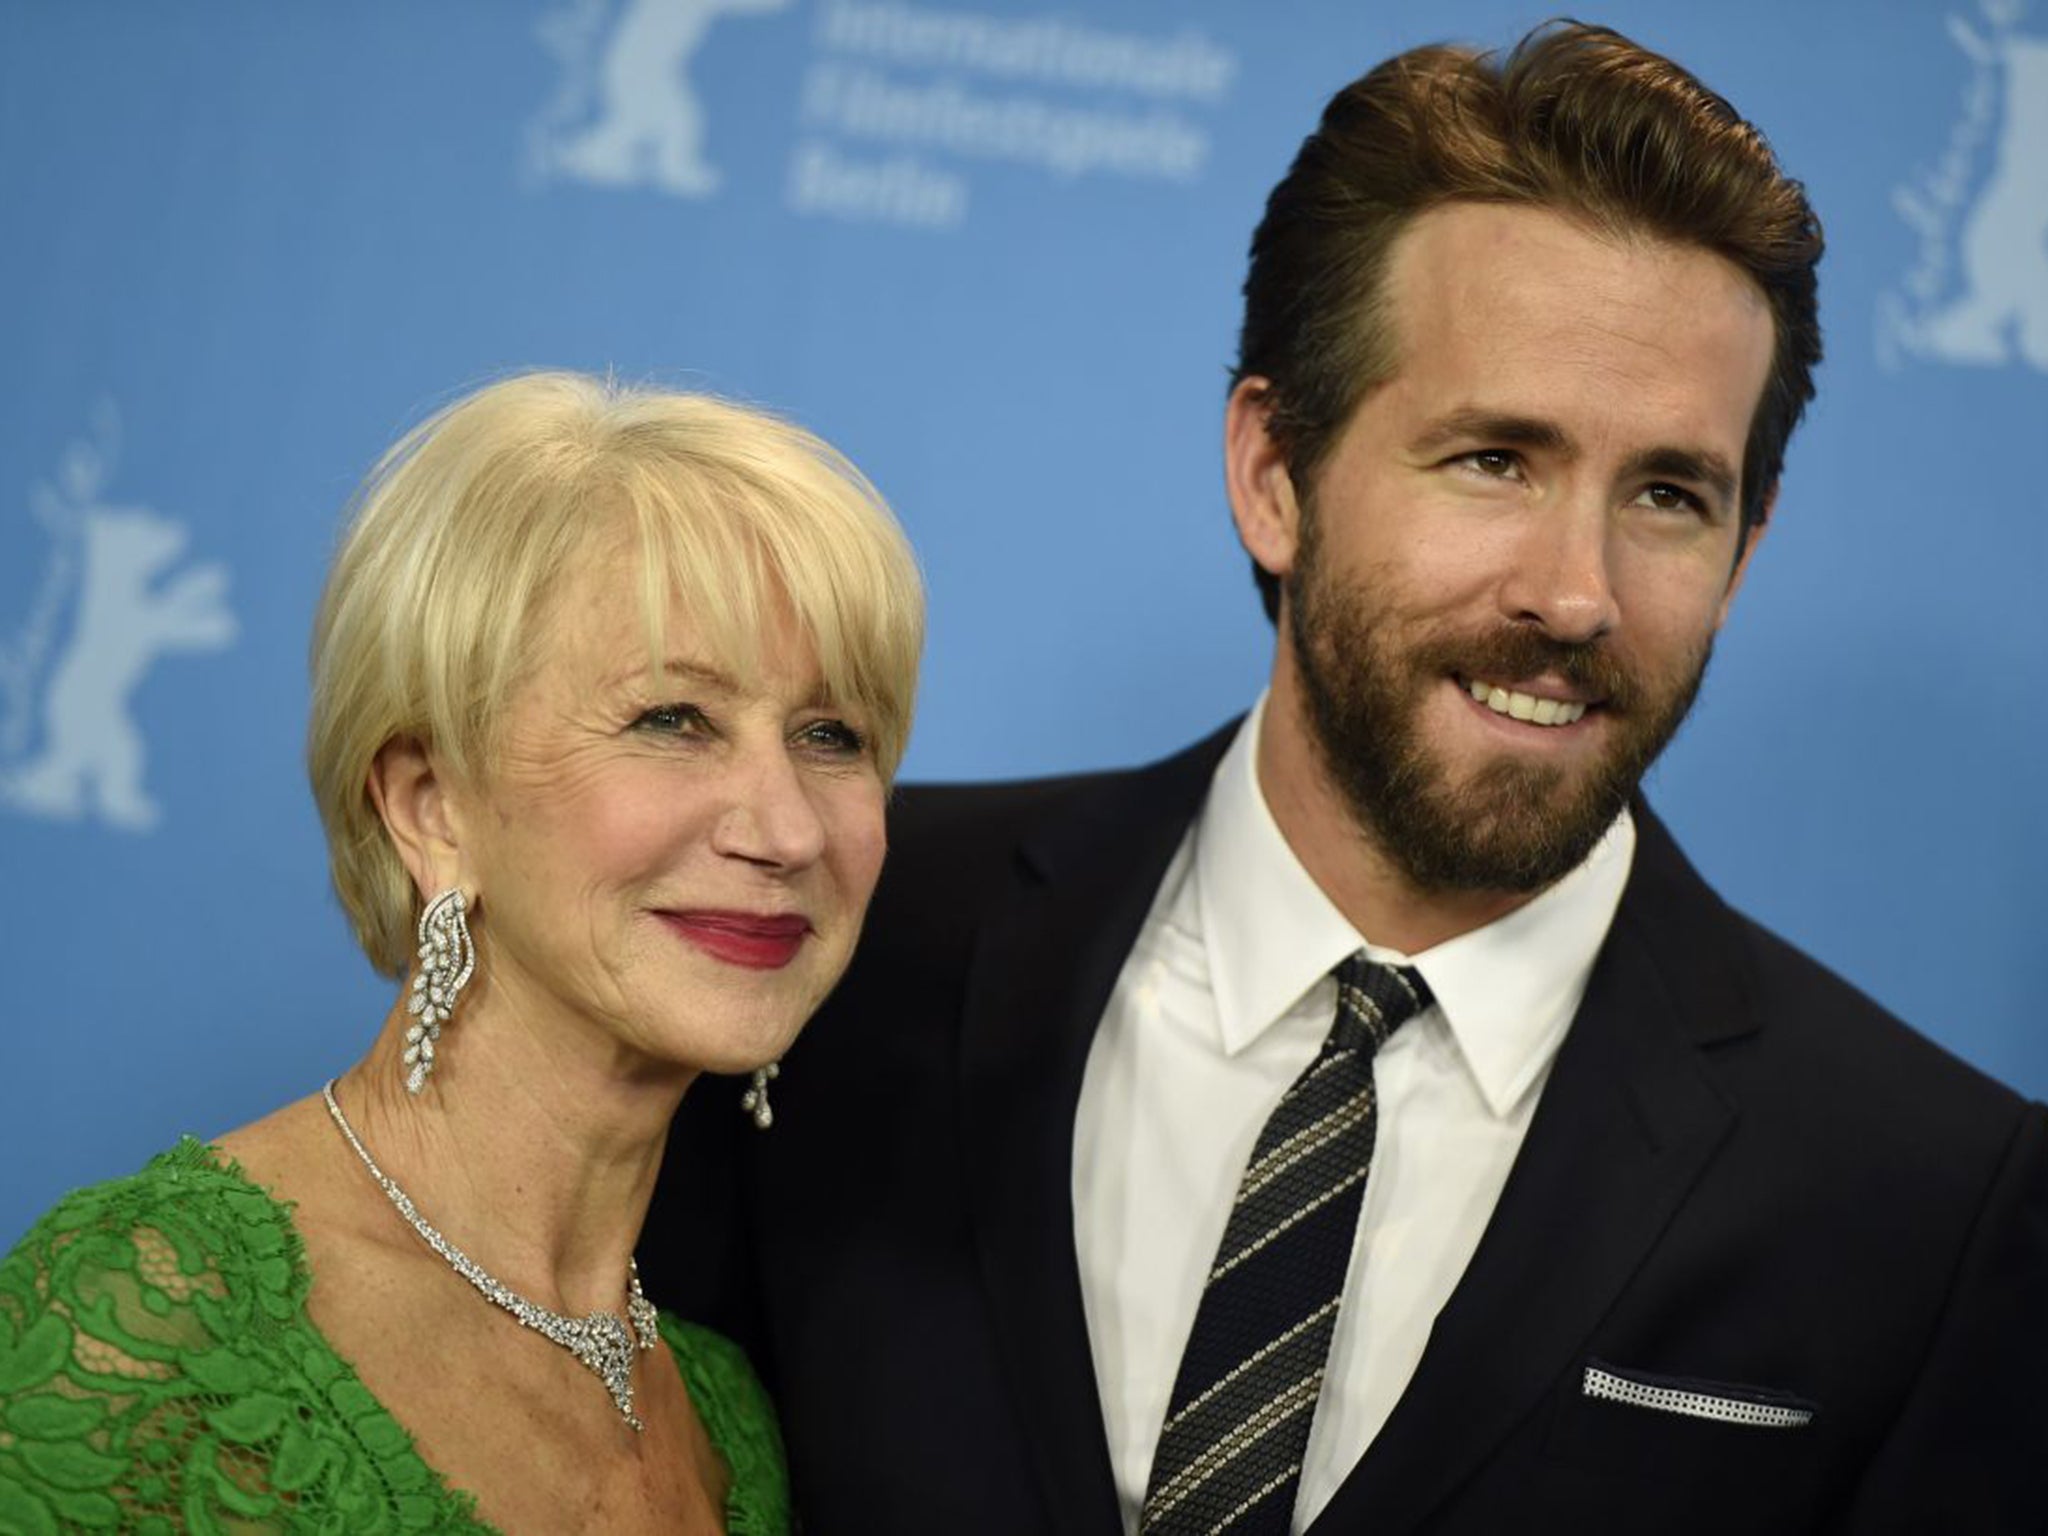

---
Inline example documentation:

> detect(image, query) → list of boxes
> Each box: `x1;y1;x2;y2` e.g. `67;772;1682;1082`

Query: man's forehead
1368;201;1776;448
1384;200;1768;320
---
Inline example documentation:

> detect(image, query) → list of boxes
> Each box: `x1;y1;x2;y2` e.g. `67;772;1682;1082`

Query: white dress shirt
1072;698;1635;1533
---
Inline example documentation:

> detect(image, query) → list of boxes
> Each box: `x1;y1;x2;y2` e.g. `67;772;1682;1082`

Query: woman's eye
631;703;708;735
796;718;868;756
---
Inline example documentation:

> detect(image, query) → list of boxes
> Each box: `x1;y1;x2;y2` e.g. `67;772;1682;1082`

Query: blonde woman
0;371;923;1533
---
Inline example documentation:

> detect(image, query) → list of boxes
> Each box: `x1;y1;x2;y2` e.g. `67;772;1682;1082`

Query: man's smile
1461;676;1593;727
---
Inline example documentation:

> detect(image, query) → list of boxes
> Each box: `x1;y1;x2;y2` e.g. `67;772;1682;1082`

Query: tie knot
1330;954;1432;1054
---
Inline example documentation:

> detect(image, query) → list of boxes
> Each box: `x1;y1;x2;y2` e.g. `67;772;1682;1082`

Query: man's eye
1463;450;1520;478
796;718;868;755
1639;483;1705;514
632;703;708;735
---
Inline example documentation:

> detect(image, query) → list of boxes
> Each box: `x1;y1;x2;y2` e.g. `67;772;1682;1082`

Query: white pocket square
1582;1361;1817;1429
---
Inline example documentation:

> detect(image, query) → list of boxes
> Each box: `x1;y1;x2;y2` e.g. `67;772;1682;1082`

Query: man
647;23;2048;1533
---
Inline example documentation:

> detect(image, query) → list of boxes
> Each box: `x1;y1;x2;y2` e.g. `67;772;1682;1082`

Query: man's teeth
1466;679;1588;727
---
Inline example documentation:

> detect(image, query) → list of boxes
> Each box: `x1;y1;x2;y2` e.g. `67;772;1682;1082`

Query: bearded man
648;22;2048;1534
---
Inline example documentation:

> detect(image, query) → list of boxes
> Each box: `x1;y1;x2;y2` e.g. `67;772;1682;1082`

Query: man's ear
1225;378;1305;584
366;737;469;900
1715;486;1774;630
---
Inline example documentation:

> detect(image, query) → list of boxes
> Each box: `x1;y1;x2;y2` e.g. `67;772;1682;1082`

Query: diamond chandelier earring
740;1062;779;1131
403;887;475;1095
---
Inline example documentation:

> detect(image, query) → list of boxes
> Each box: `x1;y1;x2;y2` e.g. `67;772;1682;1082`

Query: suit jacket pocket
1545;1358;1821;1491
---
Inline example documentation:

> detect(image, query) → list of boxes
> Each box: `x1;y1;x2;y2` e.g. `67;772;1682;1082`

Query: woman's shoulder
0;1139;490;1535
658;1314;792;1536
4;1137;306;1301
0;1142;311;1533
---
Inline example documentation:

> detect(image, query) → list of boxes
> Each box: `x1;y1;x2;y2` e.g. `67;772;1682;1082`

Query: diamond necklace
320;1079;660;1430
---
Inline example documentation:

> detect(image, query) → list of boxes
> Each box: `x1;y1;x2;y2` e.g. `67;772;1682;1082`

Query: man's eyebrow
1622;446;1740;509
1409;409;1574;458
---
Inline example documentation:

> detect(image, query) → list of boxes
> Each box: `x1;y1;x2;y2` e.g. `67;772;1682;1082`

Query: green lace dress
0;1140;789;1534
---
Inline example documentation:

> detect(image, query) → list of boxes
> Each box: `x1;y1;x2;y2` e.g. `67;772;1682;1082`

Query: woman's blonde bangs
621;420;923;781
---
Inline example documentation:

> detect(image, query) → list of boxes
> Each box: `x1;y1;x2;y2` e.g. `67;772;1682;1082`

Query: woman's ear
366;737;468;900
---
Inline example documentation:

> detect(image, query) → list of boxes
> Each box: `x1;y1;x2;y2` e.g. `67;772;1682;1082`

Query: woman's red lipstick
658;910;810;970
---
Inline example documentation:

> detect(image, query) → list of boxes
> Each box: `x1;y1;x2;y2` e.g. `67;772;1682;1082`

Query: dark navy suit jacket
645;725;2048;1534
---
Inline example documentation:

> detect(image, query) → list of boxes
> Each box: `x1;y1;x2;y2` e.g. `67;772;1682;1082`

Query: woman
0;371;924;1532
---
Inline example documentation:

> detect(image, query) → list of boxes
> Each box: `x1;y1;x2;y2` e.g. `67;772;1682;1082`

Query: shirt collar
1191;694;1636;1118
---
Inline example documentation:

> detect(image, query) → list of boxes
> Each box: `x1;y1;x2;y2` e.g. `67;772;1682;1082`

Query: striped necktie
1139;954;1433;1535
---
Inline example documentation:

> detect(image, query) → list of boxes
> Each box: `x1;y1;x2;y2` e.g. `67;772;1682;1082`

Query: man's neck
1255;673;1535;955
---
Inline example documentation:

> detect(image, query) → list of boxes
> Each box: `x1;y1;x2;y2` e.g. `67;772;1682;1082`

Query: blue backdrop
4;0;2045;1245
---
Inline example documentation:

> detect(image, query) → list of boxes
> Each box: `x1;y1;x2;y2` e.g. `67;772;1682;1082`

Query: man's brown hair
1236;20;1824;621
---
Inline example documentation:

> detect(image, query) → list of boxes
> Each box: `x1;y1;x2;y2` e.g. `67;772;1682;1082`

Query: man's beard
1286;522;1713;896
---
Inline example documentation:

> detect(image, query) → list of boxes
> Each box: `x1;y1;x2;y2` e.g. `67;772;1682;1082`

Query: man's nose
1497;496;1620;644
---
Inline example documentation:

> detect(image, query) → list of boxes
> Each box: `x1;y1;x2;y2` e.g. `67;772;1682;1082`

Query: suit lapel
1311;807;1758;1531
959;727;1237;1535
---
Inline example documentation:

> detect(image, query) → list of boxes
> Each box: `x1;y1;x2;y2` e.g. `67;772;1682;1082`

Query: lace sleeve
0;1140;487;1536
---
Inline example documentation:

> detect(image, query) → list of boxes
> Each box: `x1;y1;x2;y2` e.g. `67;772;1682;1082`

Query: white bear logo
1;408;237;832
530;0;791;197
1884;5;2048;371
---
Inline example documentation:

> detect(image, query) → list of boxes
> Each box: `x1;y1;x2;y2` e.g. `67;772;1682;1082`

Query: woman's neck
334;977;697;1319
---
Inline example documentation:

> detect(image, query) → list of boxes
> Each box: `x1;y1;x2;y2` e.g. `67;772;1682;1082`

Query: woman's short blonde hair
308;370;925;976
